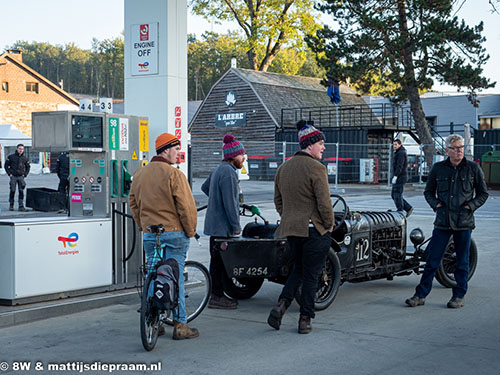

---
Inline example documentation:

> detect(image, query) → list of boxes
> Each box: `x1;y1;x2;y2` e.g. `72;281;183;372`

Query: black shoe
18;206;27;212
9;205;14;211
208;294;238;309
267;299;289;330
298;315;312;334
405;295;425;307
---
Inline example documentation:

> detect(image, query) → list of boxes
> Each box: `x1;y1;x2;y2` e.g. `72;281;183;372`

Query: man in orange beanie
130;132;199;340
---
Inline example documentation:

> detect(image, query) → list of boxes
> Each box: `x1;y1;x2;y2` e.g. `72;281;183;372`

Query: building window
1;82;8;92
26;82;39;93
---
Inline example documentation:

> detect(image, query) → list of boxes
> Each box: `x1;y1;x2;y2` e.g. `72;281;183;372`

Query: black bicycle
140;225;211;351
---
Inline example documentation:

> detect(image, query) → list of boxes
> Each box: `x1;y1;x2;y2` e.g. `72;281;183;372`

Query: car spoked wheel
435;238;478;288
222;276;264;300
314;249;341;310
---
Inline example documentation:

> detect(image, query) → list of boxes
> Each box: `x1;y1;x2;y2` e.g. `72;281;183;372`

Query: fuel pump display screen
71;115;103;149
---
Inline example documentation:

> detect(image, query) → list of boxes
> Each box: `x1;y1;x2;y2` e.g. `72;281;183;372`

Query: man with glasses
406;134;488;308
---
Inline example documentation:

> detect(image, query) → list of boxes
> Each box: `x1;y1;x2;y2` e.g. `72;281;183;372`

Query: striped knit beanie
222;134;245;159
297;120;325;149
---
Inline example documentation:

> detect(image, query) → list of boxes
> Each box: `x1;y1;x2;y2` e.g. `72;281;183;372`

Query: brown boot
267;298;289;330
298;315;312;334
208;294;238;309
172;320;199;340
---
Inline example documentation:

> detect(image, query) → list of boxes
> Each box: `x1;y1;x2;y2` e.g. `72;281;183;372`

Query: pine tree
308;0;494;165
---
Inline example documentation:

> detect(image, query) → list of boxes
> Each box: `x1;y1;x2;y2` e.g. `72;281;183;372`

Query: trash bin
481;151;500;188
26;187;65;212
247;156;269;180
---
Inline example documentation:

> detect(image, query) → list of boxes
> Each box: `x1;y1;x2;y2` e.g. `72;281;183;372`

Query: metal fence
192;140;491;188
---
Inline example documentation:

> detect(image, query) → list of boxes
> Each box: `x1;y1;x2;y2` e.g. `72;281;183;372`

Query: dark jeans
279;227;331;319
415;228;472;299
391;183;412;212
9;176;26;206
57;178;69;209
209;236;231;297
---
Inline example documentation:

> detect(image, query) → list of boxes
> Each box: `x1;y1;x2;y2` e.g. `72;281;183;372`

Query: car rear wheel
435;238;478;288
222;276;264;300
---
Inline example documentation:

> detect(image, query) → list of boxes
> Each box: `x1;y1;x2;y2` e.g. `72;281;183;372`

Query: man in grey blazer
267;120;334;334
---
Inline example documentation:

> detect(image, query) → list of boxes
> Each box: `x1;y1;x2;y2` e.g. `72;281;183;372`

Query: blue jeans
415;228;472;299
391;183;412;212
143;231;190;323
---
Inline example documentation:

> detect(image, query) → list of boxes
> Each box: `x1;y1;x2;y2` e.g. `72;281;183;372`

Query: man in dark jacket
56;152;70;211
406;134;488;309
391;139;413;217
5;144;30;211
267;120;334;334
202;134;245;310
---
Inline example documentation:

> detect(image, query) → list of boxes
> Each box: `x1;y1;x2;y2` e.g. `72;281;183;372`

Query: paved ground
0;174;499;374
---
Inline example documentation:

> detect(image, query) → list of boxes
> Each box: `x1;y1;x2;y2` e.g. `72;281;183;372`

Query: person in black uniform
56;152;70;212
5;144;30;211
391;139;413;217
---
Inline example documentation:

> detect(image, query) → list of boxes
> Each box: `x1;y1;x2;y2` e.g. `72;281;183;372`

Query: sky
0;0;498;94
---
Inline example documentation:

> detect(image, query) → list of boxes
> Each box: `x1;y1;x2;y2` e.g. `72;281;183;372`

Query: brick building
0;49;79;136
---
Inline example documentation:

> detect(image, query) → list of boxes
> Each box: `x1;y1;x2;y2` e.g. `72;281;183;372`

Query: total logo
58;232;79;248
138;62;149;70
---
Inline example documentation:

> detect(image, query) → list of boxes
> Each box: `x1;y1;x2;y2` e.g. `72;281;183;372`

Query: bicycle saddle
147;225;165;234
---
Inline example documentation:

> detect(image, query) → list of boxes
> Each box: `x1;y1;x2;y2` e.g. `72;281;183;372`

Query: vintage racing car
213;196;478;310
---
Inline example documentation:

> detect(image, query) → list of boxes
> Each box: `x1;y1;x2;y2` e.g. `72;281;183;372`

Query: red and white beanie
297;120;325;149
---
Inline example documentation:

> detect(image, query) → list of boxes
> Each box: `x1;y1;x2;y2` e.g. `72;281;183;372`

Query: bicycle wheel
165;260;211;325
140;272;160;351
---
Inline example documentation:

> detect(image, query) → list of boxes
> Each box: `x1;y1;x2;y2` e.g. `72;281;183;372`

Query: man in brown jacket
129;132;199;340
267;120;334;334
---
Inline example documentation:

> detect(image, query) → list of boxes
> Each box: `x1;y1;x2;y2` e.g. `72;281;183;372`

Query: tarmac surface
0;173;499;374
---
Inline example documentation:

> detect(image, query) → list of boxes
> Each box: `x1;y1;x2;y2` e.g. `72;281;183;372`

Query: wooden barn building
189;68;409;180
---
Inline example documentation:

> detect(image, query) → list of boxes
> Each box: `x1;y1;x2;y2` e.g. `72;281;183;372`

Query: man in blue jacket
406;134;488;309
202;134;245;309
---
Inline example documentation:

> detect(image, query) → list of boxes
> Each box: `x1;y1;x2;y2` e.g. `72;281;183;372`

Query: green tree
188;32;249;100
189;0;321;71
187;32;324;100
308;0;494;166
91;37;124;98
7;38;124;98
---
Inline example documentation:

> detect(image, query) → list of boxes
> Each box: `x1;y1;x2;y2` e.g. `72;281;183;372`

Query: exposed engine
354;211;406;267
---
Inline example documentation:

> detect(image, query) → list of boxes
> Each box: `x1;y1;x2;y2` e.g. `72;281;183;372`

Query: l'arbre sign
215;112;246;127
131;23;159;76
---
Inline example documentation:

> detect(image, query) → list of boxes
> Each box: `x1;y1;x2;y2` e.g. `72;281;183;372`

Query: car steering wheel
331;194;348;233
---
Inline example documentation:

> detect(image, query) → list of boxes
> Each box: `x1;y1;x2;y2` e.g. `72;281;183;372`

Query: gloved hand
392;176;397;184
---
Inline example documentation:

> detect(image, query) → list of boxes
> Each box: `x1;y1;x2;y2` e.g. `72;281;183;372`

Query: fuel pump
32;111;149;288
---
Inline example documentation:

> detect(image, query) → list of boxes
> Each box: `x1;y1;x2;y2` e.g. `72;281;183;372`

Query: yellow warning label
139;120;149;152
241;165;247;174
132;150;138;160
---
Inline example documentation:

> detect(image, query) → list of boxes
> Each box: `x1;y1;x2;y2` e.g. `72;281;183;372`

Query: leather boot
172;320;199;340
298;315;312;334
267;298;289;330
